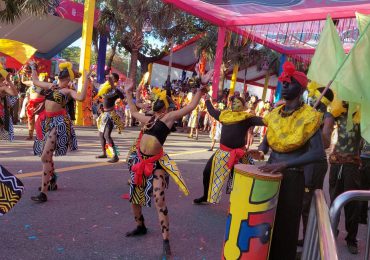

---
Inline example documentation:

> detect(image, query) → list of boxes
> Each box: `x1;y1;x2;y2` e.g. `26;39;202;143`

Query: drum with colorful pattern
223;164;282;260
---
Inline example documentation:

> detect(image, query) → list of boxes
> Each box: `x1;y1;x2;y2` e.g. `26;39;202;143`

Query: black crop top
143;119;171;145
103;89;124;109
41;89;68;107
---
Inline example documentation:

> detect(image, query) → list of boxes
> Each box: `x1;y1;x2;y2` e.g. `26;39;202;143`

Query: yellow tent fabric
0;39;37;64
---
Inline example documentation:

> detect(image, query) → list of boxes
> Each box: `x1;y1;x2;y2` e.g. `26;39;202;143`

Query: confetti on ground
57;247;64;252
28;236;38;240
121;193;129;200
24;224;31;229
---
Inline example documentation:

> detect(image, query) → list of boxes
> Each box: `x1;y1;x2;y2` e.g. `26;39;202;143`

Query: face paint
281;81;302;100
231;98;244;112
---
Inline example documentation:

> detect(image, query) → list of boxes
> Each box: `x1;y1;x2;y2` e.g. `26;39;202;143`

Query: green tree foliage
195;26;280;90
98;0;209;84
0;0;56;23
60;46;81;65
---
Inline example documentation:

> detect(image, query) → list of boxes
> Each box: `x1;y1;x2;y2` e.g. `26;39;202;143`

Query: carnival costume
300;83;335;238
0;164;24;216
0;65;17;141
31;62;81;202
261;62;324;260
26;73;47;125
328;102;362;253
96;80;125;162
127;119;189;207
33;89;78;156
194;101;264;204
0;95;17;141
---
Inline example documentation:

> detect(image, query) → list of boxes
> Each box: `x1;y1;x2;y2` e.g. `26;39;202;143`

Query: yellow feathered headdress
152;87;169;109
59;62;74;80
97;81;112;97
307;81;331;107
0;63;8;79
38;72;48;81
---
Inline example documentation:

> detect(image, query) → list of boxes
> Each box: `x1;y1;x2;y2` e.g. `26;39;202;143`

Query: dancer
95;73;125;163
124;70;213;257
30;61;88;202
258;62;325;260
328;101;362;254
24;71;48;140
193;94;264;204
0;64;18;141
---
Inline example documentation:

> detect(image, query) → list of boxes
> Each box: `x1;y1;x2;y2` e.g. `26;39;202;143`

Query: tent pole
97;34;107;84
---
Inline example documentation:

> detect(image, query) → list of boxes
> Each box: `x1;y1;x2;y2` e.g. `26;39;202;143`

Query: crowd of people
1;59;370;259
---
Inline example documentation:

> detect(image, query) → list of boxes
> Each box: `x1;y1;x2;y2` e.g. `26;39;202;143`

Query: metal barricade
329;190;370;260
302;190;339;260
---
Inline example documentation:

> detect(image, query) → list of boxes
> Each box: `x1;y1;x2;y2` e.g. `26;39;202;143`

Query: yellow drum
223;164;282;260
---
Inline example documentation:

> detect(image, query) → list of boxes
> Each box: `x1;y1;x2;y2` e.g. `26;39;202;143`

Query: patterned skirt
127;150;189;207
0;96;17;141
207;149;254;204
97;110;124;133
33;112;78;156
0;114;14;141
0;165;24;216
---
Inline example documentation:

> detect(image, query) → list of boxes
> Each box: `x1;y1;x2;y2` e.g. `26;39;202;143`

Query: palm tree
98;0;209;84
0;0;57;24
195;27;280;92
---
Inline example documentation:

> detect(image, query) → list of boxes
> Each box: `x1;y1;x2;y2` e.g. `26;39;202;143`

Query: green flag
334;21;370;142
307;16;345;92
356;12;370;34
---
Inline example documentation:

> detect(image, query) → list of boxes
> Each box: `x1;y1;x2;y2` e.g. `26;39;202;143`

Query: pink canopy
164;0;370;55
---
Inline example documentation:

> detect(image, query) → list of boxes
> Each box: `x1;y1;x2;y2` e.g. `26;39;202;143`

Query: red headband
278;61;308;88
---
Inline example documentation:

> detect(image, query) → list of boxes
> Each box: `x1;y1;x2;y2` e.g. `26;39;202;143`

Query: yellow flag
0;39;37;64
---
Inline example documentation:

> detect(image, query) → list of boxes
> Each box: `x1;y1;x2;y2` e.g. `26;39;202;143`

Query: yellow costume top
263;104;322;153
219;110;253;125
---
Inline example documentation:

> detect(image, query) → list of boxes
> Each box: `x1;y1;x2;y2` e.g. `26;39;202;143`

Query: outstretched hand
201;69;214;85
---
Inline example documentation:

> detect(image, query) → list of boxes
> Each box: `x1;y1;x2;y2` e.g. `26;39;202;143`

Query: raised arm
167;69;214;121
30;61;53;89
65;71;89;101
167;88;204;121
124;79;151;124
205;99;220;120
0;75;18;96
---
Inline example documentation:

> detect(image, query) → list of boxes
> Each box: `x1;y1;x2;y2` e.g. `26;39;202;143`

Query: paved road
0;125;367;259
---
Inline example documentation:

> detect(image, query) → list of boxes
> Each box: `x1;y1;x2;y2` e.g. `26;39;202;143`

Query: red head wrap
278;61;308;88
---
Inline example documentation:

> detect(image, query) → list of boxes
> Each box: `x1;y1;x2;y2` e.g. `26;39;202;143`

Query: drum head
234;164;282;180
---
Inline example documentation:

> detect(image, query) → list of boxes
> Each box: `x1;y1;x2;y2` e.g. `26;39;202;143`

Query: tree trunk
92;29;99;64
218;64;226;92
106;41;118;69
140;60;149;74
129;48;139;85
